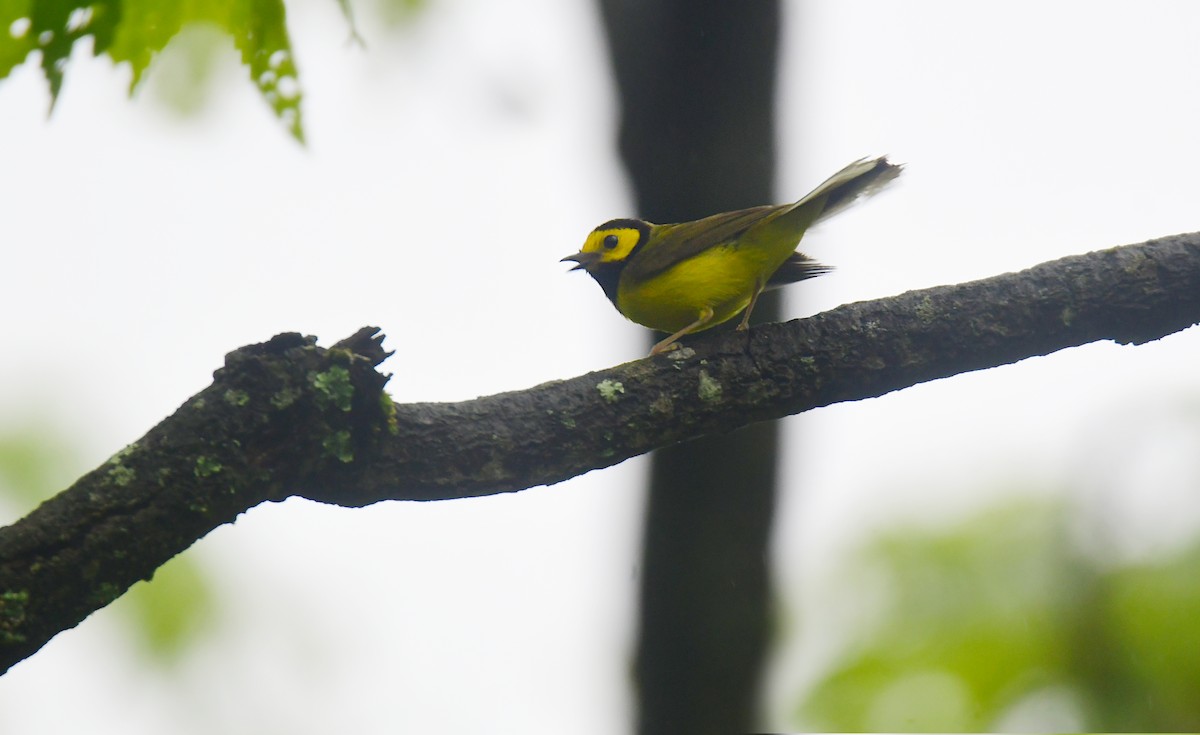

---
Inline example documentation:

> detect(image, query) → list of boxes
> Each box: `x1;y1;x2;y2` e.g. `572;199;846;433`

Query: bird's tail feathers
798;155;903;223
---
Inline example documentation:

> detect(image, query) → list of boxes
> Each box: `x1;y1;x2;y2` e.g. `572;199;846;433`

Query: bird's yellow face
561;218;652;303
563;219;649;271
580;223;644;263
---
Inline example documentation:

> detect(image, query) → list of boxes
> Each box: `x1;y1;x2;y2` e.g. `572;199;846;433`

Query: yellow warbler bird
562;156;902;355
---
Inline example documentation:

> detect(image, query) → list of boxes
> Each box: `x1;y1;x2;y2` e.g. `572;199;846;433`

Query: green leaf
0;0;304;141
224;0;303;141
105;0;186;89
0;1;36;81
0;0;119;102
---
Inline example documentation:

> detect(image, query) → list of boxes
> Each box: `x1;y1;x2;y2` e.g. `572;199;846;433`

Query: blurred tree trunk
596;2;783;732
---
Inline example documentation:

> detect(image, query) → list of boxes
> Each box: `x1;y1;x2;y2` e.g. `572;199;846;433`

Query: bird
561;156;902;355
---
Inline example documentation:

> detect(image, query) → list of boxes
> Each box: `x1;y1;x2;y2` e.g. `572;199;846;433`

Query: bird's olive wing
626;205;783;281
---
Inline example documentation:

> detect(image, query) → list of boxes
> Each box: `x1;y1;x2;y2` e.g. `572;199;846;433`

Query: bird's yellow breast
616;243;781;333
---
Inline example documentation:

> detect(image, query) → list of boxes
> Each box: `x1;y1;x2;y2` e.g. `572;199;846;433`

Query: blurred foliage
0;424;216;665
0;0;304;140
1081;545;1200;729
0;425;77;511
797;498;1200;731
374;0;427;28
142;23;227;119
112;553;217;663
0;0;435;141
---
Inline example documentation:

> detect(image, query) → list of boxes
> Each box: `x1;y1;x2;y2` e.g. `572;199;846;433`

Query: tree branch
3;231;1199;673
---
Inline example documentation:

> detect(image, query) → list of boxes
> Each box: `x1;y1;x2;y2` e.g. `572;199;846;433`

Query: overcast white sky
2;1;1199;732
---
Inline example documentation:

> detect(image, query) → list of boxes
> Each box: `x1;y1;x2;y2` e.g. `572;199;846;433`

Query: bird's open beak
560;251;601;272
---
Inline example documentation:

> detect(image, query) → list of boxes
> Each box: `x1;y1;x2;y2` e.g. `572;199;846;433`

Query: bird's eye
603;234;619;250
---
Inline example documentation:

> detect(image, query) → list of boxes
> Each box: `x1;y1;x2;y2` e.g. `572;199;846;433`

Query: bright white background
2;1;1199;732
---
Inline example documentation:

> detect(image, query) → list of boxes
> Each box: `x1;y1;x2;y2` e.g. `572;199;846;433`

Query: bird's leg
650;306;715;356
736;278;765;331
